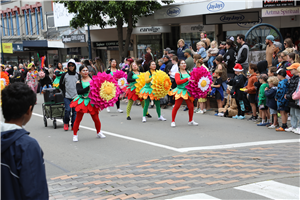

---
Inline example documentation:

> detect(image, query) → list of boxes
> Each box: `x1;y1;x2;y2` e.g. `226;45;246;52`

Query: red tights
73;112;101;136
172;98;194;122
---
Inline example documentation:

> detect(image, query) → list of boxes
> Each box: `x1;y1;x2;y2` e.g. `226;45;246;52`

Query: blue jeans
64;98;76;126
208;56;216;68
290;107;300;128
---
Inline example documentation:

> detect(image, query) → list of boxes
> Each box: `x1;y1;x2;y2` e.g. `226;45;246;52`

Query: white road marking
33;113;300;153
168;193;221;199
234;180;300;199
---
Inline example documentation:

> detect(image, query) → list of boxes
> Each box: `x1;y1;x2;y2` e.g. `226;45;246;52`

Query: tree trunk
123;11;133;60
116;18;124;64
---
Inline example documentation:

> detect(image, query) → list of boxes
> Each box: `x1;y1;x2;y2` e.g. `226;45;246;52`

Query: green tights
143;99;161;117
126;99;145;117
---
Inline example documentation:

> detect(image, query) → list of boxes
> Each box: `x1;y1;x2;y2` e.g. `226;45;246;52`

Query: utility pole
0;28;4;64
87;25;92;60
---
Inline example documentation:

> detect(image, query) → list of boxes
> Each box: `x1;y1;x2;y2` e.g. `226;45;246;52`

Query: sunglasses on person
284;43;287;45
69;65;75;67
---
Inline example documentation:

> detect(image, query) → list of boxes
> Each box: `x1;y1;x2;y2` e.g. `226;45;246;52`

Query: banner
0;43;13;54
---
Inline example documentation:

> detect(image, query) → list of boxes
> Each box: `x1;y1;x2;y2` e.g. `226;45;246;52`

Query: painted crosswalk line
169;193;221;199
234;180;300;199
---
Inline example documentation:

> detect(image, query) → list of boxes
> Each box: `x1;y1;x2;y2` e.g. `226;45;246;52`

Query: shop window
137;35;162;61
180;32;214;50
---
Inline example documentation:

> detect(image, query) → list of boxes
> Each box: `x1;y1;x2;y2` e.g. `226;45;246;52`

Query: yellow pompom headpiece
151;70;171;99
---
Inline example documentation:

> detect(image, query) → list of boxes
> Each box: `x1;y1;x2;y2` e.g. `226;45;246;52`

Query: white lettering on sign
139;27;161;33
262;7;300;17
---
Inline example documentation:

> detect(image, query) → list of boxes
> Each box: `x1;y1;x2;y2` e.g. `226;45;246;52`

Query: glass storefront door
137;35;162;62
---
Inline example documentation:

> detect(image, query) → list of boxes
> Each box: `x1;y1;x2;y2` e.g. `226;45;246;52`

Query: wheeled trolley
42;102;65;129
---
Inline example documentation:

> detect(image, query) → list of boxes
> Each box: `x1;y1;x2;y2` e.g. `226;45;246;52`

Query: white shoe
188;121;198;126
142;117;146;123
194;108;199;113
158;116;167;121
294;128;300;135
106;107;110;113
171;122;176;127
288;116;291;121
292;127;299;133
218;113;224;117
285;127;295;132
196;109;204;114
203;109;207;113
268;124;276;129
73;135;78;142
97;131;106;138
117;109;123;113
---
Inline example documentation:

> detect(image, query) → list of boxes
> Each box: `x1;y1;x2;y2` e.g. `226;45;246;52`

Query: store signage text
191;25;204;31
262;7;300;17
1;43;13;54
139;27;161;33
237;17;263;28
220;14;245;22
263;0;295;8
166;7;181;17
207;1;225;12
93;41;132;47
62;34;86;43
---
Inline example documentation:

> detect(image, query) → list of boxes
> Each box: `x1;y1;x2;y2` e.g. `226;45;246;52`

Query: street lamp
0;25;4;64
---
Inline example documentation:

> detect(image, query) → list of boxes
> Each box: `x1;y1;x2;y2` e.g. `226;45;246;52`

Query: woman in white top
165;56;179;107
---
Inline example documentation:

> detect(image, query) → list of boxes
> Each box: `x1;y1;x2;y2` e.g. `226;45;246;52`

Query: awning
23;40;48;47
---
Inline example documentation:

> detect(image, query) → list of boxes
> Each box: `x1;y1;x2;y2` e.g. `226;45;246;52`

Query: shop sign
0;43;13;54
13;43;23;52
93;41;127;47
181;24;215;33
237;17;263;28
263;0;295;8
262;7;300;17
207;1;225;12
166;7;181;17
62;34;86;43
204;12;259;25
132;26;171;34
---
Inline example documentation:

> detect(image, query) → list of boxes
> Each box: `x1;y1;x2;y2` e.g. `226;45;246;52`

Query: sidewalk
48;142;300;200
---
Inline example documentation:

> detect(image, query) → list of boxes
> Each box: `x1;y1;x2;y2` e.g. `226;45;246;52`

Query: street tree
58;0;173;62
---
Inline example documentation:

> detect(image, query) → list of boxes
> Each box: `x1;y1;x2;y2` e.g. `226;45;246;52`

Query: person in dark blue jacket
265;76;279;128
177;39;188;60
1;82;49;200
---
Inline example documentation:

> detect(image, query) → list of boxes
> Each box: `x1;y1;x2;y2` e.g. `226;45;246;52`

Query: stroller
42;88;65;129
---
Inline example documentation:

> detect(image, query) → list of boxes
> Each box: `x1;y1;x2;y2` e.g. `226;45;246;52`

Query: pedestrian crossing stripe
169;180;299;199
234;180;300;200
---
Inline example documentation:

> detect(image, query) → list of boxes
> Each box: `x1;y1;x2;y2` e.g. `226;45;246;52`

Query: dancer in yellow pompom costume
151;70;172;100
0;64;9;107
137;61;168;123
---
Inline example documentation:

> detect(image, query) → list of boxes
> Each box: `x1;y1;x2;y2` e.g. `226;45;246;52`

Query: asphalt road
29;95;299;178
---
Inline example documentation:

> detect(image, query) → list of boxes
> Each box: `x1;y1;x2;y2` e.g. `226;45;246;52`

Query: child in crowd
265;76;279;128
287;52;295;65
211;69;224;116
284;63;300;133
207;41;219;70
218;85;238;117
268;67;277;77
275;70;290;131
195;59;209;114
276;53;282;69
228;63;246;119
196;41;207;59
245;63;258;121
291;66;300;135
277;51;291;71
257;74;271;126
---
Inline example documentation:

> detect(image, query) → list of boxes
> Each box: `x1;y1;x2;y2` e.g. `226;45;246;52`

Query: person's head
136;59;143;66
111;59;117;68
214;69;222;77
67;59;76;72
1;64;4;71
149;60;156;70
177;39;185;48
277;69;286;80
83;60;90;66
258;74;268;83
284;38;293;48
281;51;288;61
164;47;171;55
268;67;277;77
210;41;218;49
219;41;226;49
79;65;89;78
183;49;192;58
27;63;35;71
287;52;295;63
249;63;257;74
233;63;243;74
13;66;18;71
146;47;151;53
163;55;170;63
57;62;63;70
277;53;283;63
287;63;300;75
178;59;186;70
158;59;163;67
197;41;205;50
18;64;23;69
196;58;204;67
127;58;134;66
130;61;139;72
49;64;54;68
265;35;275;45
215;56;223;65
200;31;207;39
193;54;201;63
237;34;245;44
267;76;279;87
226;39;235;49
2;82;36;125
171;56;178;65
168;50;175;58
